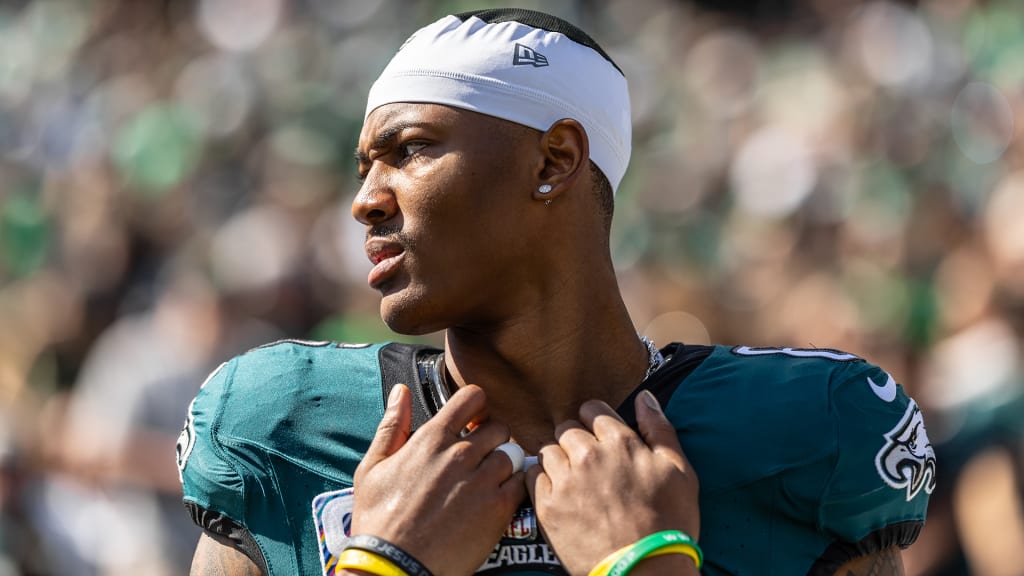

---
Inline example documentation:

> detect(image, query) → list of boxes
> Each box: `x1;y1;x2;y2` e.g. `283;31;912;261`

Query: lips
365;239;405;288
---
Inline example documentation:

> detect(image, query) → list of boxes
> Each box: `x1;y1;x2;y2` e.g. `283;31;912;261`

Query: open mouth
365;241;405;288
369;247;401;266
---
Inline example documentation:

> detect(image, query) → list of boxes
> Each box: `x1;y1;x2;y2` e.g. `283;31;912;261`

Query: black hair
454;8;623;75
590;164;615;231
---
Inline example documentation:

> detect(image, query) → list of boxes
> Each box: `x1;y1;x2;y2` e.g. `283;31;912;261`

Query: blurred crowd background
0;0;1021;574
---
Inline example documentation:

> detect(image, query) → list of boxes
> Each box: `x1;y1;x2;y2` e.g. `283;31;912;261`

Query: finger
636;390;690;472
429;384;489;439
578;399;632;443
447;419;511;468
428;418;510;481
355;385;412;485
553;418;594;444
554;419;599;462
463;419;511;449
525;465;549;505
478;442;524;479
537;442;569;477
499;470;528;515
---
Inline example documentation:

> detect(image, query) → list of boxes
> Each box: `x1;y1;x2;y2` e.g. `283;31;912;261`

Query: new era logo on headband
513;43;548;67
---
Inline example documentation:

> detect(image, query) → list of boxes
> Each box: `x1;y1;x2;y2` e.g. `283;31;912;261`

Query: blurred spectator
35;272;279;574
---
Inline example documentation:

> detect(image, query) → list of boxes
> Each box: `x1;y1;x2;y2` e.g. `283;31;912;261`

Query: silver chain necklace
640;334;666;380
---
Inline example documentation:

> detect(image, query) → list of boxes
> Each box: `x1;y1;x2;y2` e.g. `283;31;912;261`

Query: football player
180;8;934;575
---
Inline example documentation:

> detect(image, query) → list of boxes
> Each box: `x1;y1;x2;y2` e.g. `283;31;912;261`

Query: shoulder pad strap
378;343;440;432
616;343;714;429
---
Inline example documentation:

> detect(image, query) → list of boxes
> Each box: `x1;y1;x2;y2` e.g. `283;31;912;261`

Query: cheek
402;157;532;260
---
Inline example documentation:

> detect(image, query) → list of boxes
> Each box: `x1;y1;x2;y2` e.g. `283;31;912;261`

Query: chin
379;290;447;336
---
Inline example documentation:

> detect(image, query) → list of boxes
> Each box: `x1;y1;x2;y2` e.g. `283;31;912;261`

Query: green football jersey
178;340;934;575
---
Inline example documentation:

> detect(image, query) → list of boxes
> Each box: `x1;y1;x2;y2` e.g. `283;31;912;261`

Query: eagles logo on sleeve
175;401;196;483
875;400;937;501
176;361;226;483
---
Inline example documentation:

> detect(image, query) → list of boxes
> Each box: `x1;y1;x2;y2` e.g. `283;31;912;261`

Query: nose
351;173;398;226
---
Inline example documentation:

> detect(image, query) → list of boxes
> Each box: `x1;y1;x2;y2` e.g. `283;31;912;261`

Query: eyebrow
353;120;423;166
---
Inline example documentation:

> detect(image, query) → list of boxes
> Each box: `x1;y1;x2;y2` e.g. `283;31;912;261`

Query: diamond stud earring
538;184;553;194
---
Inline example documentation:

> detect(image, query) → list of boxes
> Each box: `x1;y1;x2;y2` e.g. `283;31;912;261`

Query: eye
400;141;428;159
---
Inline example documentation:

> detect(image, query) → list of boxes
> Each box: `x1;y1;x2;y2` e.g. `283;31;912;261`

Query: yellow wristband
335;548;409;576
589;531;704;576
588;543;632;576
645;543;702;570
590;544;700;576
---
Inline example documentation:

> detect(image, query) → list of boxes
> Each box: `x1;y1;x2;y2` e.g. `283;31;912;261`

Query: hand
351;384;527;576
526;390;700;575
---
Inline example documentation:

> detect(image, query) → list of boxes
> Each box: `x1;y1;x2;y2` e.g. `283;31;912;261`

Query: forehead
358;103;535;150
359;104;475;145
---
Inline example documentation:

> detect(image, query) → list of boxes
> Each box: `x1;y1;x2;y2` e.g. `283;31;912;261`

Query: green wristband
607;530;703;576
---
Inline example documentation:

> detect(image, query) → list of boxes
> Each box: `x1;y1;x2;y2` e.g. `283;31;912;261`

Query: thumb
636;390;690;473
355;384;412;485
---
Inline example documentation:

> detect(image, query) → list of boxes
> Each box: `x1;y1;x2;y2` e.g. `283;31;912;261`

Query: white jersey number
732;346;860;362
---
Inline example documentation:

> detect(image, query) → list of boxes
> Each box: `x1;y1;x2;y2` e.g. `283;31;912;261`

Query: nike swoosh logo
867;373;897;402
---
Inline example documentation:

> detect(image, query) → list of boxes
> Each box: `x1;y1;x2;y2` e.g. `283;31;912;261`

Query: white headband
365;14;632;193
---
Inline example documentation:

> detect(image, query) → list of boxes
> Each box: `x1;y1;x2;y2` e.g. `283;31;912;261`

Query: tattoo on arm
839;546;904;576
192;532;264;576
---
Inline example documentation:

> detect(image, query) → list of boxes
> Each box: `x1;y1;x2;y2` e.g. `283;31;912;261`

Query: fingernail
387;385;402;408
641;390;662;414
460;418;480;438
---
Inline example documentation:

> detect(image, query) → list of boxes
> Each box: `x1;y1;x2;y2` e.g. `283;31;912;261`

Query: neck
441;281;649;454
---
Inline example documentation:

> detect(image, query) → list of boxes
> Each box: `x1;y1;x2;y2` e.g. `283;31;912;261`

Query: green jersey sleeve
813;361;935;567
177;359;240;518
177;340;390;575
669;345;935;575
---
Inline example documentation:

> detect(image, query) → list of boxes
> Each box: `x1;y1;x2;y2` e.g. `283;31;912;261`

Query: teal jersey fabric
661;345;933;574
178;340;389;575
178;341;934;575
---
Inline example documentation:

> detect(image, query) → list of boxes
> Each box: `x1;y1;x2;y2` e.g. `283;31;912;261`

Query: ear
532;119;588;202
